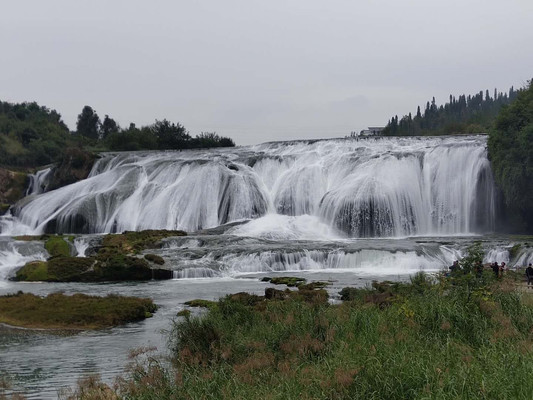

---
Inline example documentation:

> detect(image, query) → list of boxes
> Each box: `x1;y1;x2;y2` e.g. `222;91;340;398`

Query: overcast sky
1;0;532;145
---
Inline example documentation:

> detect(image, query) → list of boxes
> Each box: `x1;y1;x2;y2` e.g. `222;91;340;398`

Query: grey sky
1;0;532;145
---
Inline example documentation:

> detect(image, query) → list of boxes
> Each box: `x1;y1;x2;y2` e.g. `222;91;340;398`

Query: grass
68;269;533;399
0;292;157;330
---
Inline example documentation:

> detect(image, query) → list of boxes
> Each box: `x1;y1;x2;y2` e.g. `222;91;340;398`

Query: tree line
0;102;235;168
382;87;520;136
76;105;235;151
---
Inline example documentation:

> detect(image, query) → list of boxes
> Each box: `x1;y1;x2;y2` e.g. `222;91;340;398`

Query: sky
1;0;532;145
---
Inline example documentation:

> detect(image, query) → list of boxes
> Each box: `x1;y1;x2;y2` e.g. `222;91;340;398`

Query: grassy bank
62;267;533;399
0;292;156;330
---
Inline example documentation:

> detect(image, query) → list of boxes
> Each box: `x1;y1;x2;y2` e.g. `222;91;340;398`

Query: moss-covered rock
265;287;289;300
13;230;181;282
45;236;71;257
93;254;154;281
47;256;95;281
184;299;218;309
262;276;307;287
228;292;264;306
102;230;186;254
14;255;172;282
14;261;49;281
297;281;330;290
144;253;165;265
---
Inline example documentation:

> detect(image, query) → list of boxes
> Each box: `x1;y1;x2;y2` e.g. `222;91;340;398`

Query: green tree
101;115;119;139
488;79;533;232
151;119;190;149
76;106;100;140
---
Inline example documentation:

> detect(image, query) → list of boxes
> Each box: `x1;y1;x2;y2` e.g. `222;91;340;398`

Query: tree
151;119;190;149
76;106;101;140
101;115;119;139
488;79;533;232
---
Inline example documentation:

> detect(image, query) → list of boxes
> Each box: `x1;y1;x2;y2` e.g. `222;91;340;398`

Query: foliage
0;99;236;170
100;114;119;139
0;100;73;167
0;292;156;329
193;132;235;148
488;79;533;232
76;106;100;140
383;87;519;136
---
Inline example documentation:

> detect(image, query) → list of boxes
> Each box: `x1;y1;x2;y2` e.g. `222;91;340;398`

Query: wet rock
0;168;29;214
265;287;288;300
47;148;97;191
144;254;165;265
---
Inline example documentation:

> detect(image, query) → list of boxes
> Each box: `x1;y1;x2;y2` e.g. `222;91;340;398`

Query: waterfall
1;135;497;238
26;167;53;196
0;238;48;282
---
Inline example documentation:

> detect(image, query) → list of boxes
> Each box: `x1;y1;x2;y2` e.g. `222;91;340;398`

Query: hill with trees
0;101;74;167
382;87;520;136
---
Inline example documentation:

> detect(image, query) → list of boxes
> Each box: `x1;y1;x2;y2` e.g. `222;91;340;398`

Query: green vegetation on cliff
0;101;73;167
0;291;156;330
488;79;533;232
382;87;519;136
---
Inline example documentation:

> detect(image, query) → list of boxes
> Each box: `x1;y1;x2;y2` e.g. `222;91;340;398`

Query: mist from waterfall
1;135;496;238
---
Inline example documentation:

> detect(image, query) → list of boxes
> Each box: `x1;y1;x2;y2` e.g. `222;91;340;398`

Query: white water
1;136;496;238
73;236;90;257
0;238;47;284
25;167;53;196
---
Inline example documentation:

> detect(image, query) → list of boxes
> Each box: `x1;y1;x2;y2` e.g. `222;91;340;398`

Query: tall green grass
83;269;531;399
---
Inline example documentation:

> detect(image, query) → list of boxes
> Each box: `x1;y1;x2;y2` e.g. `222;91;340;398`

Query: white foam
228;214;342;240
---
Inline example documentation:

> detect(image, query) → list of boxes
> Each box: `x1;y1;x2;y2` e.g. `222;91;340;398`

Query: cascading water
1;135;496;238
0;237;48;283
25;167;53;196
